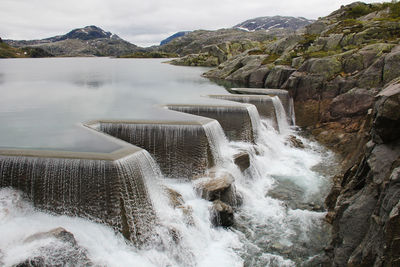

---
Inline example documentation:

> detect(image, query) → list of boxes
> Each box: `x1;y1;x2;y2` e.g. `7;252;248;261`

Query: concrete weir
166;104;257;143
0;138;158;244
230;88;295;125
86;119;220;179
208;94;278;126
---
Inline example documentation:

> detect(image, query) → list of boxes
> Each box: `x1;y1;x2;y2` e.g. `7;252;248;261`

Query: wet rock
286;135;305;149
16;227;92;267
194;173;240;207
233;152;250;172
165;187;184;208
210;200;234;227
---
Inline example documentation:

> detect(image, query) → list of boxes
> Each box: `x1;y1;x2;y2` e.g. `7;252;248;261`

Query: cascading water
166;105;255;143
271;96;290;135
0;93;336;267
289;97;296;125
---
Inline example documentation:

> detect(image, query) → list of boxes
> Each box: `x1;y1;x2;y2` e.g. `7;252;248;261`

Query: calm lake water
0;58;229;152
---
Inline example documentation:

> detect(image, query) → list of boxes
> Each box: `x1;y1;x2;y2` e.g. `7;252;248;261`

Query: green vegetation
119;51;178;58
344;1;400;19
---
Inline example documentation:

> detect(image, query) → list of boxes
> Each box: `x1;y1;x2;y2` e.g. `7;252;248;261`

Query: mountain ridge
233;15;314;32
5;25;141;57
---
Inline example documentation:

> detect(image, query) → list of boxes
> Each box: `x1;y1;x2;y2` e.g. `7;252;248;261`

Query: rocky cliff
201;2;400;265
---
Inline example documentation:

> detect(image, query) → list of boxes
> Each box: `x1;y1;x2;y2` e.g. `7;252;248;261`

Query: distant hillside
160;31;191;46
0;37;53;58
5;26;141;57
234;16;314;32
159;28;281;57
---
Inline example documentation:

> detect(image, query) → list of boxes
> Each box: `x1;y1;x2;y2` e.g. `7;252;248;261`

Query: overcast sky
1;0;384;47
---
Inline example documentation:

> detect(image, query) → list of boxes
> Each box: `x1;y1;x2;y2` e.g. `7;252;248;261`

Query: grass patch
261;53;280;65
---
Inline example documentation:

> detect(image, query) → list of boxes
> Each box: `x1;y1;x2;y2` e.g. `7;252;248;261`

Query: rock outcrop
201;2;400;264
325;81;400;266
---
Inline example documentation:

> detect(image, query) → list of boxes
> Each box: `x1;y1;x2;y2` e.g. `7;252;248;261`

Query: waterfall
271;96;290;135
289;97;296;125
202;120;233;166
166;105;254;143
97;122;213;178
245;104;262;141
0;151;158;244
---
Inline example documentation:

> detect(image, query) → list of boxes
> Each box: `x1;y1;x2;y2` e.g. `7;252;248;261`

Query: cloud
0;0;384;47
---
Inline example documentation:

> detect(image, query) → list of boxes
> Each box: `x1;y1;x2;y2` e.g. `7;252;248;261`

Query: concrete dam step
0;88;291;245
166;103;258;143
0;145;157;245
229;88;295;125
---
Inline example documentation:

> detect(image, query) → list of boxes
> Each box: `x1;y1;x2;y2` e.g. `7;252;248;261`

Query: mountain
160;31;191;46
233;16;314;32
5;26;141;57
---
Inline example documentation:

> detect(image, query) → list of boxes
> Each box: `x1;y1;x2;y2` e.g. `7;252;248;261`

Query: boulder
165;187;184;208
194;173;240;207
356;57;385;88
264;65;296;88
226;55;267;85
299;56;342;79
383;50;400;84
233;152;250;172
372;81;400;143
329;88;374;119
16;227;92;267
202;44;227;64
210;200;234;227
286;135;305;149
248;66;270;88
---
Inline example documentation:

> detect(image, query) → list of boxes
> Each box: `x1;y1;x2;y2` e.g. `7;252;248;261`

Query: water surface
0;58;229;152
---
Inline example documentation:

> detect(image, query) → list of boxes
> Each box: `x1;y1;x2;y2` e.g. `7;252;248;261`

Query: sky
0;0;384;47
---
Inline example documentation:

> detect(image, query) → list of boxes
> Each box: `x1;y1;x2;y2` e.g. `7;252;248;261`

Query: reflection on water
0;58;230;152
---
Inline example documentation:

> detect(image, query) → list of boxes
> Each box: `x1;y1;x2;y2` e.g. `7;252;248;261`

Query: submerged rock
210;200;234;227
286;135;305;149
194;173;241;207
16;227;92;267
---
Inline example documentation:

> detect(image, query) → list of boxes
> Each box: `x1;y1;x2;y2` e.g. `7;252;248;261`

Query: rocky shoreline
196;2;400;264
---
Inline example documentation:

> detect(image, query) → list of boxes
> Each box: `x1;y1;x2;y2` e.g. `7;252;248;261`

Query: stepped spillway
230;88;295;125
166;103;257;142
208;94;279;129
86;119;222;178
0;136;158;244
